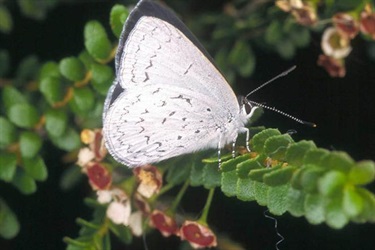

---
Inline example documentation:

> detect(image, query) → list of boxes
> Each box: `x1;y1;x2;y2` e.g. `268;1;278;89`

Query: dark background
1;0;374;249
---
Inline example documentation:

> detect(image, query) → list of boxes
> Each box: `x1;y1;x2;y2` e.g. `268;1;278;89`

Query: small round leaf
45;108;68;137
84;21;112;61
0;117;17;148
59;57;86;81
39;76;64;105
12;169;37;194
69;87;95;113
110;5;129;38
23;156;48;181
0;153;17;182
8;103;39;128
19;131;42;159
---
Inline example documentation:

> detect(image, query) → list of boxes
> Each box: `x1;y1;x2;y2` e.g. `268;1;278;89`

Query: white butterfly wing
104;83;228;166
118;16;238;106
103;2;246;167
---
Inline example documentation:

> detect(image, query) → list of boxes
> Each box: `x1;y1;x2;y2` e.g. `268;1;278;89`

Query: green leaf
317;170;346;196
348;161;375;185
0;49;10;76
0;6;13;33
39;61;60;79
304;193;325;224
214;48;230;76
0;117;17;148
78;50;96;69
50;128;81;151
343;187;363;217
237;156;264;178
276;39;295;59
354;188;375;223
166;163;191;185
39;76;64;105
264;134;294;160
110;5;129;38
250;128;281;154
90;63;114;95
12;169;37;194
84;21;112;61
267;184;289;215
221;170;238;197
265;21;283;45
290;27;310;48
108;221;132;244
253;181;269;206
299;165;325;193
69;87;95;113
320;151;354;173
19;131;42;158
264;166;295;186
23;156;48;181
203;164;221;189
45;108;68;137
221;154;250;172
228;40;255;77
0;198;20;239
0;153;17;182
15;55;39;85
190;160;205;187
303;148;330;164
59;57;86;82
286;187;305;217
285;140;316;166
249;165;281;182
17;0;57;20
60;165;83;191
2;86;27;112
8;103;39;128
236;178;255;201
325;196;349;229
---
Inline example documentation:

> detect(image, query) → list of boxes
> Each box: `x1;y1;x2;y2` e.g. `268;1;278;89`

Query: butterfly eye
243;99;253;115
238;96;253;115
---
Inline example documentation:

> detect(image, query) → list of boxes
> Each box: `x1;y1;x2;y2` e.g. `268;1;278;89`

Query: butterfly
103;0;258;168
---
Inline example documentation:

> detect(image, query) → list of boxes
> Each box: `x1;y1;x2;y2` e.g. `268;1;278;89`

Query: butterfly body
103;0;255;167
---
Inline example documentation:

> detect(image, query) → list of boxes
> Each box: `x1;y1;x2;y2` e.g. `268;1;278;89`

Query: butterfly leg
232;140;236;158
238;127;251;152
217;139;222;168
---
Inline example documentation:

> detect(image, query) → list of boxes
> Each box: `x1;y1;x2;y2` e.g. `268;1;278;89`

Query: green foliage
84;21;113;62
0;6;12;33
0;2;126;240
110;5;129;38
0;198;20;239
219;128;375;228
59;57;87;82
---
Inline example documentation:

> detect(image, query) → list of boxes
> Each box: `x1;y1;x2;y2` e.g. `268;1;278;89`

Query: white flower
97;190;112;204
106;201;131;226
129;211;143;236
321;27;352;59
76;147;95;167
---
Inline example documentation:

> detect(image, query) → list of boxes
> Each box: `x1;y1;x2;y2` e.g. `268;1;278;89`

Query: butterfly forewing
103;0;247;167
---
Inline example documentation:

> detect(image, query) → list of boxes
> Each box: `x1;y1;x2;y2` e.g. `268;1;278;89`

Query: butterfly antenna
245;65;297;99
249;100;316;127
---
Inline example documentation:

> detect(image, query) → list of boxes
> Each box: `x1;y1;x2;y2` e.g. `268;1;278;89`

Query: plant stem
169;180;190;213
199;188;215;225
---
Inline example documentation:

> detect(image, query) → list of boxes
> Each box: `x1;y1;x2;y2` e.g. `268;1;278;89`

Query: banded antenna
245;66;316;127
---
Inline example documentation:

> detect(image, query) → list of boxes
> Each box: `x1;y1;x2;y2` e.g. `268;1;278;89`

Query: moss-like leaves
219;128;375;229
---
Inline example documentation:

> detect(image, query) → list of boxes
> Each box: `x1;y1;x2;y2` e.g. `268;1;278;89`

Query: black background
1;0;374;249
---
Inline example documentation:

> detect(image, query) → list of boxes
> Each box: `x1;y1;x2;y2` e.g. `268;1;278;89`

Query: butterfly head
237;95;258;121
